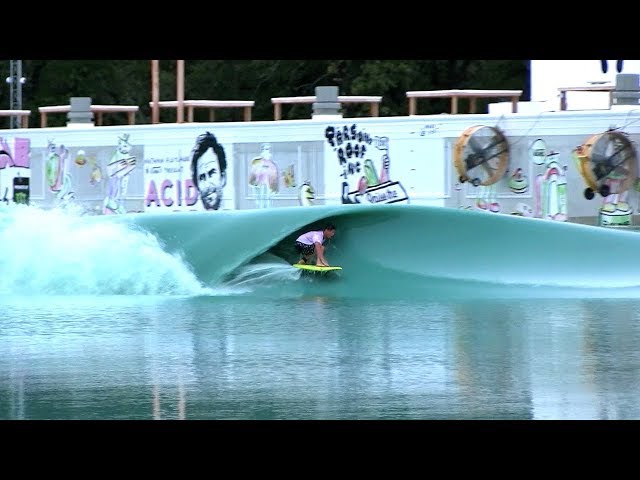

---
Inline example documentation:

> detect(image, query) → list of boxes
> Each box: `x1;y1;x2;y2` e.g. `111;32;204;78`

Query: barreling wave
117;203;640;299
4;203;640;298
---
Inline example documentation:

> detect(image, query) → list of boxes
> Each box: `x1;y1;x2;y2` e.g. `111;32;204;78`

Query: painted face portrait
190;132;227;211
196;150;224;210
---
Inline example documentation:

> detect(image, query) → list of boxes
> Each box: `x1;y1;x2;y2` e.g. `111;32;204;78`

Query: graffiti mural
144;152;199;212
45;139;75;206
283;164;296;189
36;136;143;214
248;143;279;208
324;123;408;205
454;132;532;215
572;131;637;227
234;141;323;210
534;150;568;222
298;181;315;206
190;132;227;211
103;134;137;214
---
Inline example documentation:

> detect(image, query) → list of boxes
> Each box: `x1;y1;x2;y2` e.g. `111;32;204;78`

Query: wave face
117;204;640;299
4;204;640;298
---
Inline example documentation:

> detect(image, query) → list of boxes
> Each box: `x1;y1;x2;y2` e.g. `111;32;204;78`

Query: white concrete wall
1;108;640;222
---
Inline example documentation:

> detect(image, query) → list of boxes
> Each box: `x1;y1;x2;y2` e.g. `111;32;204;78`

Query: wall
1;109;640;225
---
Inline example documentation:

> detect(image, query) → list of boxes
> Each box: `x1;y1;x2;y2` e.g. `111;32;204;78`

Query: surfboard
292;264;342;272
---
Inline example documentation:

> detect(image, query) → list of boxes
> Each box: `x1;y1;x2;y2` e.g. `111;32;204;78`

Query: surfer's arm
315;241;329;266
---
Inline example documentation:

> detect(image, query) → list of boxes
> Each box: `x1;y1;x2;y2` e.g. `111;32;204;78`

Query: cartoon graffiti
45;139;75;205
45;141;64;192
75;150;87;167
283;164;296;188
475;184;500;213
534;151;567;221
530;139;547;167
248;143;279;209
572;130;637;227
190;132;227;211
325;124;408;205
0;137;30;206
583;152;634;227
89;156;103;186
512;202;534;217
298;181;315;206
74;148;103;187
599;169;632;216
508;168;528;194
103;133;136;214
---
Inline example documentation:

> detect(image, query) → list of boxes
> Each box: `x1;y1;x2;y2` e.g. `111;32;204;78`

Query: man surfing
294;224;336;267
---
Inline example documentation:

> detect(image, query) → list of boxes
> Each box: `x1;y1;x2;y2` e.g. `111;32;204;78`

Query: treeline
1;60;529;127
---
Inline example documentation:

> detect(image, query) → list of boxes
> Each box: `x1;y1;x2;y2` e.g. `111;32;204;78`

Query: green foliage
0;60;528;127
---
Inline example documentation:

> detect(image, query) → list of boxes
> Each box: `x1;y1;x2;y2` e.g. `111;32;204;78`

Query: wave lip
0;205;212;296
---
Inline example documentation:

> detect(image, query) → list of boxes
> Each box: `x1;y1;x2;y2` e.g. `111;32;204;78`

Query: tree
0;60;528;127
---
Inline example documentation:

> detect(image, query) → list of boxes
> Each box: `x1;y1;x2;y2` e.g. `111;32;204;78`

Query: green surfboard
292;264;342;272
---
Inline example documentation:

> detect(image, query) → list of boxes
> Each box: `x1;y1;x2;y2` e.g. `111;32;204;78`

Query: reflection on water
2;295;640;419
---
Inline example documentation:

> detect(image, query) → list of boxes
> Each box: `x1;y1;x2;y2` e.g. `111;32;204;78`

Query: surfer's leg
296;242;313;264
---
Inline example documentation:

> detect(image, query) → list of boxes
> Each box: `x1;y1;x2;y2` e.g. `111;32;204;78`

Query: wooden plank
557;86;615;111
405;89;523;114
0;110;30;128
270;95;382;119
147;100;254;122
150;100;254;108
38;105;139;127
407;89;523;98
271;95;382;104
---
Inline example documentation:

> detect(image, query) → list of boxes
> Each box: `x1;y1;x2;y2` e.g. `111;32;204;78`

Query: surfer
295;224;336;267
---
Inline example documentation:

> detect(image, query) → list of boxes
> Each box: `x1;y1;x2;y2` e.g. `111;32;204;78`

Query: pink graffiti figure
103;134;136;214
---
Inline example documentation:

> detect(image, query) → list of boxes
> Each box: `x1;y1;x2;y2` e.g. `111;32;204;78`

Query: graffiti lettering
0;137;29;169
367;188;398;203
353;181;408;205
332;124;370;183
419;124;440;136
325;124;372;149
337;144;366;165
0;151;14;169
145;178;199;208
340;161;361;179
337;148;346;165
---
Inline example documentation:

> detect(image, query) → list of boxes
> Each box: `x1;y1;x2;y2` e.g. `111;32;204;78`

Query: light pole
5;60;26;129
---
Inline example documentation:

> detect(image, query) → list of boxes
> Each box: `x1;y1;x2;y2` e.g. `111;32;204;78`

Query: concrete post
612;74;640;106
67;97;94;127
312;86;342;119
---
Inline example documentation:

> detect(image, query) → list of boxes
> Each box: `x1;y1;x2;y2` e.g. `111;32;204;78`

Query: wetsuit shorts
295;241;315;257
